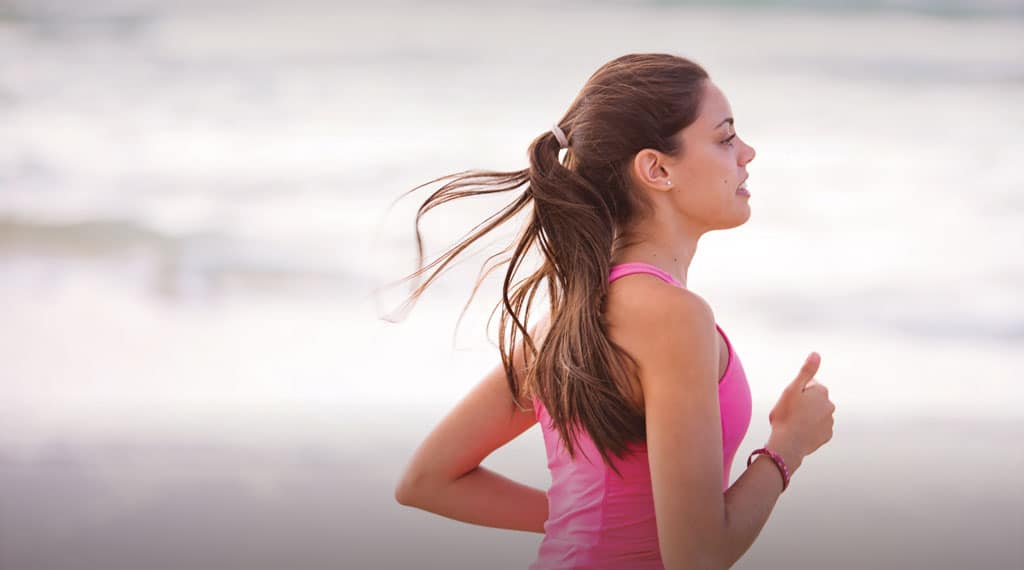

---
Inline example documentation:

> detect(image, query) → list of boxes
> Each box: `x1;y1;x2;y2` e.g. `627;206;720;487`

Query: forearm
719;439;804;568
398;466;549;533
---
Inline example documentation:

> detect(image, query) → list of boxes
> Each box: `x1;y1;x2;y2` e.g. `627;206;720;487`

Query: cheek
678;147;734;189
715;155;738;188
692;161;734;191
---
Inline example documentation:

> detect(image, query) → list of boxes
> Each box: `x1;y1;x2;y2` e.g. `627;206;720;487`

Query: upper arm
395;314;549;497
610;283;726;568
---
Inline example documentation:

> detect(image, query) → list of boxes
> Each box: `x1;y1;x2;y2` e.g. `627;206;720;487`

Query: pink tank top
528;262;752;569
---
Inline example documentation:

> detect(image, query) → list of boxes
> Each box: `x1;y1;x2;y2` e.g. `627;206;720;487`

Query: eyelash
722;134;737;146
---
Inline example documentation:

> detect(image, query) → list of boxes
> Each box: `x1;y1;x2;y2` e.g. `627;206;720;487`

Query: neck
610;226;700;288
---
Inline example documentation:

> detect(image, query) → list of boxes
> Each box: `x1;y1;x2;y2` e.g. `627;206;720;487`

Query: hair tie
551;124;568;149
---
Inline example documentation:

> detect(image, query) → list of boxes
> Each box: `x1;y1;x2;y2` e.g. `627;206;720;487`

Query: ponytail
381;53;710;477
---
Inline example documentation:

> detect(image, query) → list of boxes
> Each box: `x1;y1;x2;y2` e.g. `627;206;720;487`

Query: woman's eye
722;134;737;146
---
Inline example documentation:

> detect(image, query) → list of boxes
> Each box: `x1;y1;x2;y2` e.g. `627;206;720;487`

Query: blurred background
1;0;1022;568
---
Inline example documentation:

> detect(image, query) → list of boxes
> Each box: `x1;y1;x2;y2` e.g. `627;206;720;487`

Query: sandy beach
1;415;1020;569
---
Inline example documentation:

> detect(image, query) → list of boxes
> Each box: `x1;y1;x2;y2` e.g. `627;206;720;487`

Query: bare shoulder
604;274;715;350
603;275;716;408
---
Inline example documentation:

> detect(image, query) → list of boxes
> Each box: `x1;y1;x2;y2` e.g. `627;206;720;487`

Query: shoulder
604;273;715;337
603;274;718;403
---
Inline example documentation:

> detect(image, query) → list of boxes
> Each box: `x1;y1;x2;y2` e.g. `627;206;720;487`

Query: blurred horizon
1;0;1022;568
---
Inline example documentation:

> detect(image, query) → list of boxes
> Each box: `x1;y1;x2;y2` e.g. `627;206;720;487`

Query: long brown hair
383;53;709;476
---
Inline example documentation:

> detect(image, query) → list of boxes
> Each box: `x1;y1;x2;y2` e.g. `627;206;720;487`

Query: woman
391;53;836;569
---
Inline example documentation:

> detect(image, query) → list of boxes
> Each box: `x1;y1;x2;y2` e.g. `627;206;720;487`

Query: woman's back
529;262;752;570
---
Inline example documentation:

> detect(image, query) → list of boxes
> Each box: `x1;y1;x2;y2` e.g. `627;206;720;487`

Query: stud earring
666;180;672;186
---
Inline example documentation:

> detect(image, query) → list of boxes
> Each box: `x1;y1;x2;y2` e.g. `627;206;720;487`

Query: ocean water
1;1;1022;568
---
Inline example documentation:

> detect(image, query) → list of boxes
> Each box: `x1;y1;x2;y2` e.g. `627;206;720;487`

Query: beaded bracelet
746;447;791;492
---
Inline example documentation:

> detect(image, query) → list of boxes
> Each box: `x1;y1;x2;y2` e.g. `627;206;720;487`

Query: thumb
788;352;820;393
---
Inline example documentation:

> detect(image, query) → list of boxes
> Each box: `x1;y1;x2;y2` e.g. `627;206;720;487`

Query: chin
724;207;751;229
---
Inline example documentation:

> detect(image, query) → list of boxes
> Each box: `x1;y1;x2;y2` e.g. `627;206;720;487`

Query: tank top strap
608;262;683;288
609;261;725;336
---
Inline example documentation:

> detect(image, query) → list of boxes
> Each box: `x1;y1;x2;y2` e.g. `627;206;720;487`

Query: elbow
395;468;449;507
662;529;729;570
394;481;413;506
663;554;727;570
394;470;424;506
700;553;729;570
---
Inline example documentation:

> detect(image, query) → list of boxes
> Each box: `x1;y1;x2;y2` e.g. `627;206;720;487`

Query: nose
741;139;756;165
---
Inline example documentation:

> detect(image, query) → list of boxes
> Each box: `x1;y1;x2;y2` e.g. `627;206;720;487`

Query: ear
632;149;672;192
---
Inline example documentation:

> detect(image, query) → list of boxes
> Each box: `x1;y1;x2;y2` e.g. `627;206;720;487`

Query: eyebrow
715;117;734;129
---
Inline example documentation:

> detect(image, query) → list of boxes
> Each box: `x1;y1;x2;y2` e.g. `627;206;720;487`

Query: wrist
765;433;804;474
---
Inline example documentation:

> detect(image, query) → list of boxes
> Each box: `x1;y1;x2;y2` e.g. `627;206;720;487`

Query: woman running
391;53;836;569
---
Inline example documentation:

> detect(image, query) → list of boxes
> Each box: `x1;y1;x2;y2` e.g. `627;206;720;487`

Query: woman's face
664;80;756;230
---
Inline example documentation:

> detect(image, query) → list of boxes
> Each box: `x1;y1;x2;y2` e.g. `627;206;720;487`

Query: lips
736;175;750;196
